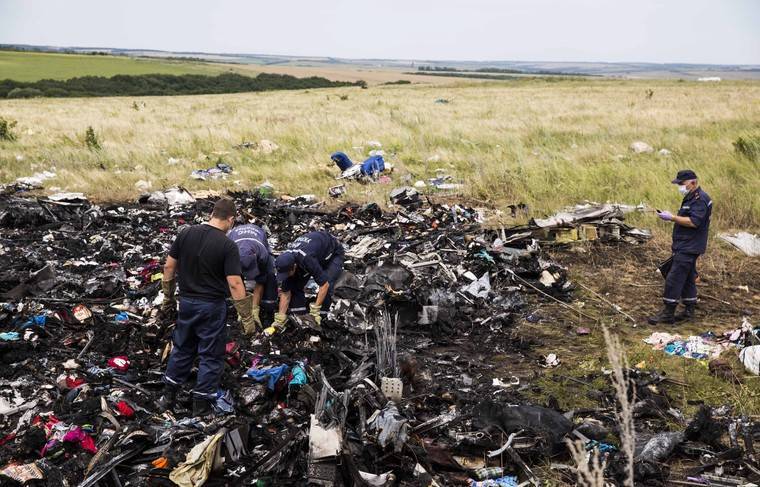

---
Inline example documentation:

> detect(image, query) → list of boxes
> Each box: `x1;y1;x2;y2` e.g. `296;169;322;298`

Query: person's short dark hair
211;198;236;219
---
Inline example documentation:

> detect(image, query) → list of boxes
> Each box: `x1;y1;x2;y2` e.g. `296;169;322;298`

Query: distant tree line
417;65;593;77
0;72;364;99
408;71;587;82
419;65;523;74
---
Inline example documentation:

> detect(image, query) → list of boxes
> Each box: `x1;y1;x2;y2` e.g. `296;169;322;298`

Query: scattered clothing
246;363;289;391
643;331;731;360
468;476;518;487
190;163;232;181
169;432;225;487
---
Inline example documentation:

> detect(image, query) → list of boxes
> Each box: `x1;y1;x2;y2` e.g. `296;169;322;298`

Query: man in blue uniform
228;223;277;335
270;231;345;335
649;170;712;324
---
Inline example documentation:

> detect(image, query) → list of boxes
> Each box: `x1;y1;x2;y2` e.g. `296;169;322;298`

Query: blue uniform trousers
288;251;344;315
163;297;227;400
663;252;698;305
244;264;278;311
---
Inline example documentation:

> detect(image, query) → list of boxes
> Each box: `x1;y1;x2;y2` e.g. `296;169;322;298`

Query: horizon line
2;43;759;69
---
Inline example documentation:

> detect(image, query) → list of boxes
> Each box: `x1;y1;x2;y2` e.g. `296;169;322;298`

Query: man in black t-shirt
157;198;248;417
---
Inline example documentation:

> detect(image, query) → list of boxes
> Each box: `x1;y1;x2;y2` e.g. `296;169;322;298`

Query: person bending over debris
271;231;345;335
227;223;277;333
158;198;246;416
649;170;712;325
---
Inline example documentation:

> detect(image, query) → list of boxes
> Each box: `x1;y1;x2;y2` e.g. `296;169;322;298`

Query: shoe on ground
674;304;696;322
156;385;179;412
647;304;676;325
192;398;214;417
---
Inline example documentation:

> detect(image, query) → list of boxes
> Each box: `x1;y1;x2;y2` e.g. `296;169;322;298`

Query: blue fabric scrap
246;364;290;391
289;363;308;386
0;332;20;341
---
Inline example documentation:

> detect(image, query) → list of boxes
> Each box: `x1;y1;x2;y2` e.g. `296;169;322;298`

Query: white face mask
678;185;689;196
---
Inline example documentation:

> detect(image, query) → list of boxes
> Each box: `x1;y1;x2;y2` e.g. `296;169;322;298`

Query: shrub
84;126;101;150
0;73;362;99
734;134;760;161
0;118;18;141
7;87;43;99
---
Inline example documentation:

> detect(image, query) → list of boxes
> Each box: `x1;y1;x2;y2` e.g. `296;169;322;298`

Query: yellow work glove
309;303;322;326
252;305;262;329
160;278;177;315
264;313;287;336
233;295;257;335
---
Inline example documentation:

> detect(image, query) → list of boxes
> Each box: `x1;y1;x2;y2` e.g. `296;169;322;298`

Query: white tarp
740;345;760;375
720;232;760;257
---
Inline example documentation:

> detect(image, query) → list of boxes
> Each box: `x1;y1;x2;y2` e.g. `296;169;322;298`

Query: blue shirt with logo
228;224;273;283
672;187;712;255
281;231;342;290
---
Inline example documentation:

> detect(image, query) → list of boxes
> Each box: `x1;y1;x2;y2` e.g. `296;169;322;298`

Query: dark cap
275;252;296;283
672;169;698;184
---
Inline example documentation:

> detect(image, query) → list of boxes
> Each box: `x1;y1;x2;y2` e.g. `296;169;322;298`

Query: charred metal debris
0;190;757;487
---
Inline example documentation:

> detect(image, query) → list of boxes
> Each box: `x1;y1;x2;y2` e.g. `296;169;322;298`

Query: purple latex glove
657;210;673;221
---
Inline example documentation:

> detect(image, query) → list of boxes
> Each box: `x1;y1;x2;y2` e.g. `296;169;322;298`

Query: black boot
648;304;676;325
192;398;213;417
675;303;696;322
156;384;179;412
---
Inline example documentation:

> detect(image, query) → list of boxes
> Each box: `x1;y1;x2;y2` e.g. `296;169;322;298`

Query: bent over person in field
157;198;246;417
227;222;277;334
269;231;345;335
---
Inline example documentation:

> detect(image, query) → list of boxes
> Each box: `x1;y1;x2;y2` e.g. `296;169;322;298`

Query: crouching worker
228;223;277;334
157;198;246;417
270;231;345;335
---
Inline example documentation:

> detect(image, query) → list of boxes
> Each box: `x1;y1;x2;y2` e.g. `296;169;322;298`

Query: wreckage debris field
0;191;758;486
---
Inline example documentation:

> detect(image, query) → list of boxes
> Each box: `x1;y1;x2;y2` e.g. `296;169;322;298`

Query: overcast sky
1;0;758;64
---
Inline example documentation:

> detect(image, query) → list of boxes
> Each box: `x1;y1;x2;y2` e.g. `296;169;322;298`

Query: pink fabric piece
40;439;58;457
62;426;85;443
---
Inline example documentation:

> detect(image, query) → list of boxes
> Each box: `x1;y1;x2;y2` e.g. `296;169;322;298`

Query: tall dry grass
0;78;758;230
603;326;636;487
566;439;606;487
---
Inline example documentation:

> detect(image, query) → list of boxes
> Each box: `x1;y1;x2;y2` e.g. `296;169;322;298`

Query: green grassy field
0;70;758;422
0;77;757;231
0;50;227;81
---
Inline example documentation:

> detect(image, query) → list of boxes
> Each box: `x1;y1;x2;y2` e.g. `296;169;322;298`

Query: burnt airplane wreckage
0;189;757;486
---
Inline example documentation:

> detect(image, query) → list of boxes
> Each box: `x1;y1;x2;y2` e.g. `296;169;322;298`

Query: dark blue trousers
663;252;698;305
163;297;227;400
259;265;278;312
288;252;344;315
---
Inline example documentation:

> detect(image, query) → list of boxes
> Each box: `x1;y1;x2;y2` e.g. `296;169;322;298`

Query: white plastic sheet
739;345;760;375
719;232;760;257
